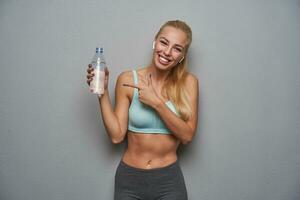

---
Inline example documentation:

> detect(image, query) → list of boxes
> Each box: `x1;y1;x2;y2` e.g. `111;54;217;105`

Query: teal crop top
128;70;179;134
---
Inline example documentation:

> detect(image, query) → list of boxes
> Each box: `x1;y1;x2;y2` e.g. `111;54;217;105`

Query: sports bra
128;69;179;134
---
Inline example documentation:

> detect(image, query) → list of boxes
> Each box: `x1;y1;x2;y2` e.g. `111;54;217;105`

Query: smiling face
152;26;188;71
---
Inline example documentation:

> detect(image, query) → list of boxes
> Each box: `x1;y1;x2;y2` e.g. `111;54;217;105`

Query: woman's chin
155;64;171;71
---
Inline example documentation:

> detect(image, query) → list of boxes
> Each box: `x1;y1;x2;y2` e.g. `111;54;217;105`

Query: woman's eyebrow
159;37;168;42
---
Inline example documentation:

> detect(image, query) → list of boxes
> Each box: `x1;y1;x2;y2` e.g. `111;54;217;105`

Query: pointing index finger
122;83;141;90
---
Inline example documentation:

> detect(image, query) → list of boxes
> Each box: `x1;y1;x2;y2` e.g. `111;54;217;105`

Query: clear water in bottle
89;47;106;96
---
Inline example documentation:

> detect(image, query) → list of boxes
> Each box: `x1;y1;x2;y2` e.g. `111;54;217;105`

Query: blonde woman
86;20;199;200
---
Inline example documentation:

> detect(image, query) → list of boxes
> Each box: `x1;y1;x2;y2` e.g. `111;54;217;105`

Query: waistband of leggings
119;159;179;173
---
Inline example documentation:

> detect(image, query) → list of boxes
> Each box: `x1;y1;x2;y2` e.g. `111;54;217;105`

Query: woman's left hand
123;74;162;107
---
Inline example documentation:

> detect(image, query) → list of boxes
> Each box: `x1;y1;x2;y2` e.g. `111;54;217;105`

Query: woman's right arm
87;65;131;144
98;71;131;144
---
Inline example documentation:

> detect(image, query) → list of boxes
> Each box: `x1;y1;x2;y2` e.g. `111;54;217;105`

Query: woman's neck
145;65;171;83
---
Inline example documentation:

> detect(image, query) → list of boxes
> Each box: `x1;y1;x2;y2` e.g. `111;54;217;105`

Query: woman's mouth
158;55;171;65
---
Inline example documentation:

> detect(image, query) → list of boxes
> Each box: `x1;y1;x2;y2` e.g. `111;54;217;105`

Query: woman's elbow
181;137;192;145
111;136;125;144
180;131;195;145
110;129;126;144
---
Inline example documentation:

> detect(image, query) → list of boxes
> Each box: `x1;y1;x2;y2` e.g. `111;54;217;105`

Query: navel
146;160;152;167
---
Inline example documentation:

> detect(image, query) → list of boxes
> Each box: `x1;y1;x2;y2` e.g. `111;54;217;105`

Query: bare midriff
122;131;180;169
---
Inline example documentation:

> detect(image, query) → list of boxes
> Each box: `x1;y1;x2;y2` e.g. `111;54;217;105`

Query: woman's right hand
86;64;110;90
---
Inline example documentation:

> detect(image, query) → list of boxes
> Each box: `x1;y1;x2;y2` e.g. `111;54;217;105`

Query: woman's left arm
153;74;199;145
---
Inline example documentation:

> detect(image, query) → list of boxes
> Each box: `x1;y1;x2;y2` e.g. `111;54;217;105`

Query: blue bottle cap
96;47;103;53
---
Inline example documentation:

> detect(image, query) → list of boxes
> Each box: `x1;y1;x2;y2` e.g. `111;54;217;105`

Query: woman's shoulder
117;68;135;78
117;67;146;79
185;71;199;84
116;68;141;83
117;69;132;78
182;72;199;101
184;72;199;91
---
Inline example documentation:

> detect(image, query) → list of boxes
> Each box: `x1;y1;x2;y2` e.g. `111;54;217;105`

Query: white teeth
159;55;170;63
160;56;168;62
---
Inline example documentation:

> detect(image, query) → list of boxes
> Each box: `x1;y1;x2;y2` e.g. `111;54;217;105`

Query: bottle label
89;69;105;95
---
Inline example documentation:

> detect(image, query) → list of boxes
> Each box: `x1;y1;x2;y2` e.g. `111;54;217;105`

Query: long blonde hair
154;20;193;121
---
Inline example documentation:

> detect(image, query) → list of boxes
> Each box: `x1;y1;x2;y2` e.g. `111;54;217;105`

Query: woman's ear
152;41;155;50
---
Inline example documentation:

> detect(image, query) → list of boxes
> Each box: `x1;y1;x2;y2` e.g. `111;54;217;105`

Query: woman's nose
163;46;172;56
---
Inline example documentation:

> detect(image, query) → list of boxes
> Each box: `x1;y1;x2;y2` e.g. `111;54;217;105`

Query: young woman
86;20;199;200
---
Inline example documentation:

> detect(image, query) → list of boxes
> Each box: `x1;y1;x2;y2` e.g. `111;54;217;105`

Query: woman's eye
175;48;182;52
160;41;167;45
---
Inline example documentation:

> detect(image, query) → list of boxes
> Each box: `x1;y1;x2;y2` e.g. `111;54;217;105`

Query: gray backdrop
0;0;299;200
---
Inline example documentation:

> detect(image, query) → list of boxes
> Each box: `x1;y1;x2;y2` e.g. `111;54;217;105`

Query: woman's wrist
98;89;109;99
153;97;164;110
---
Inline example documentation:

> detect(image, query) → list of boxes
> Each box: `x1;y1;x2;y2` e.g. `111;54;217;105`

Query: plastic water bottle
89;47;106;97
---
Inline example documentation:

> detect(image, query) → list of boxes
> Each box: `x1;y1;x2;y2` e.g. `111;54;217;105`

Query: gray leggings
114;160;188;200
